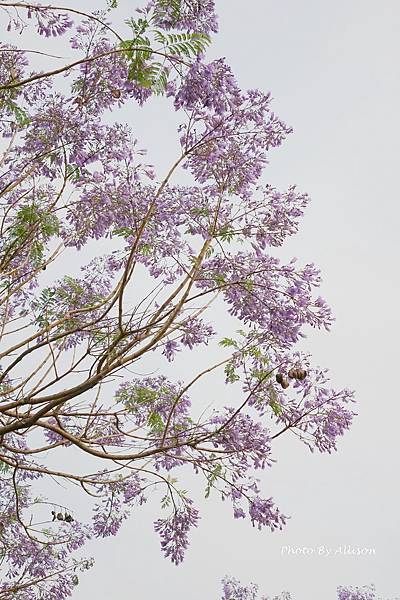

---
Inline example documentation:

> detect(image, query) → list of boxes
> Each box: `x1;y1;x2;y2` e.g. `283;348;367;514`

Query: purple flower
151;0;218;34
337;585;376;600
154;500;200;565
248;496;288;532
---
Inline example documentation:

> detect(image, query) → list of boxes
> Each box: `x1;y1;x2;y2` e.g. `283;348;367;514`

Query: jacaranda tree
0;1;355;597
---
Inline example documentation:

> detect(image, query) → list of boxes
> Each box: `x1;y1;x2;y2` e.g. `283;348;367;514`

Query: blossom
248;496;287;532
151;0;218;34
0;0;356;594
221;576;261;600
154;500;200;564
337;585;377;600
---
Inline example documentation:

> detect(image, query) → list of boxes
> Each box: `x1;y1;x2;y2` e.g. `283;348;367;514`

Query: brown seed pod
56;512;64;521
288;368;307;380
281;379;290;389
111;88;121;99
65;514;74;523
276;373;284;384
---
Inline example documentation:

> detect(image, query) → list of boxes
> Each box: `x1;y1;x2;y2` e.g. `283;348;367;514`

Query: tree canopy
0;1;354;597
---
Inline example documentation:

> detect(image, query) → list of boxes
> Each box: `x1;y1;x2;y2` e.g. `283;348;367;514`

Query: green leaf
224;363;240;384
148;412;164;434
113;226;133;239
205;463;224;498
10;103;30;127
213;273;225;286
251;368;271;382
0;460;10;473
219;337;237;348
268;387;282;415
161;494;172;509
152;0;182;24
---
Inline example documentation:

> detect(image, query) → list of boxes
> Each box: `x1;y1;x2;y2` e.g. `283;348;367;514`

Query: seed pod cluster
288;368;307;380
276;373;289;389
276;367;307;390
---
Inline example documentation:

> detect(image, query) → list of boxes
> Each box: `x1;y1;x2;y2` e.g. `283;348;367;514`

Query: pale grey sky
4;1;400;598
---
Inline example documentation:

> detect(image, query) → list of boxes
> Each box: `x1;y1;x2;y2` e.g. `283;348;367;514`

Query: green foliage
120;16;209;95
143;61;170;95
148;411;165;434
243;278;254;292
218;225;236;243
251;368;270;381
205;462;224;498
161;493;172;509
5;204;59;269
269;397;283;416
13;205;59;238
118;385;159;414
153;31;210;58
6;101;30;127
65;164;82;183
0;460;10;473
152;0;182;25
224;362;240;384
213;273;226;286
113;226;133;239
32;287;58;329
219;337;238;349
32;275;105;332
139;243;152;256
205;246;215;258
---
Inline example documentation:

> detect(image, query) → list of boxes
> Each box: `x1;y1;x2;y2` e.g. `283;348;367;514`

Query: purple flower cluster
248;496;288;532
150;0;218;34
337;585;377;600
0;0;357;594
222;579;397;600
154;499;200;565
32;6;73;37
116;375;191;435
0;470;92;599
211;411;273;472
196;254;333;348
181;86;291;197
221;576;262;600
2;4;73;36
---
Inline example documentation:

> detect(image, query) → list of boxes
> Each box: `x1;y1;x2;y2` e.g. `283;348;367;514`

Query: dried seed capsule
56;512;64;521
276;373;284;384
111;88;121;98
281;379;290;389
298;369;307;380
65;514;74;523
288;368;296;379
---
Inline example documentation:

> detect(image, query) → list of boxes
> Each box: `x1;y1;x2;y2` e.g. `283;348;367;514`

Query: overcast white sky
4;0;400;598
